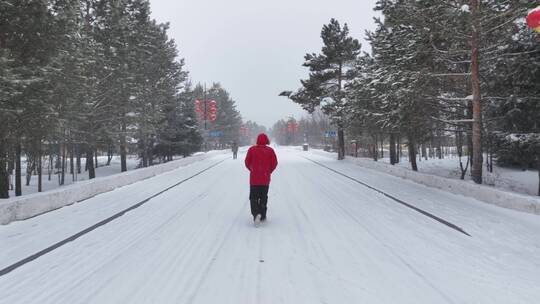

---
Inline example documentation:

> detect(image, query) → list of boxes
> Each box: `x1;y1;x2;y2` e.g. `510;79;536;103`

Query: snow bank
351;157;540;215
0;151;227;225
311;150;540;215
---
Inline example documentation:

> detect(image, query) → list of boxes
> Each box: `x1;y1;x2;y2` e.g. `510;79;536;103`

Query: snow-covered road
1;148;539;304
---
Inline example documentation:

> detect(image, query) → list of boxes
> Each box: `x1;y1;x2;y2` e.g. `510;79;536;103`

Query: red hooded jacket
245;133;278;186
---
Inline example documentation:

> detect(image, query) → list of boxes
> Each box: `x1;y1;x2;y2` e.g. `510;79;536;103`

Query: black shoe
260;215;266;222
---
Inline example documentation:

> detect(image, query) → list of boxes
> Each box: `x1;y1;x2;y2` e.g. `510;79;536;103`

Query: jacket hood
256;133;270;145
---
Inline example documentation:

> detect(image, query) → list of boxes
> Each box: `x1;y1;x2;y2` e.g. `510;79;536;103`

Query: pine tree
0;0;57;196
486;14;540;195
285;18;361;160
93;0;138;172
351;1;440;170
176;83;203;156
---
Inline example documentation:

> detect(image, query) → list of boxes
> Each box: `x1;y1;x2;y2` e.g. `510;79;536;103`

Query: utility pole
470;0;483;184
337;62;345;160
195;84;218;152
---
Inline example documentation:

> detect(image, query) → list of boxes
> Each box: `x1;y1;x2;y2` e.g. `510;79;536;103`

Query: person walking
232;141;239;159
244;133;278;226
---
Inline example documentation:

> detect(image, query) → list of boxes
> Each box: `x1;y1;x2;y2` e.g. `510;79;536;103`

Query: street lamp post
203;84;207;152
194;84;218;152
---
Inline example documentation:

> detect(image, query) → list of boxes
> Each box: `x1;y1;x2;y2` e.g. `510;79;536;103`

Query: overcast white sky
150;0;379;127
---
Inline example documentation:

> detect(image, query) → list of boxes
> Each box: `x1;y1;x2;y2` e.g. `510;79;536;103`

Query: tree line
271;110;331;147
0;1;242;198
282;1;540;194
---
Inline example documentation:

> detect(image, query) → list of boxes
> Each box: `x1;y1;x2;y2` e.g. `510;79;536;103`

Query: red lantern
195;99;219;121
194;100;203;113
207;100;217;120
527;6;540;33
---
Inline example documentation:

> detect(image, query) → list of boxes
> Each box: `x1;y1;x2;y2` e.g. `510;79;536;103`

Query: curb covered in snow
346;157;540;215
0;151;227;225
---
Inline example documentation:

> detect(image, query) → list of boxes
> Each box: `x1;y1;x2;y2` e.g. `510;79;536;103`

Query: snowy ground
1;147;539;303
349;152;538;197
7;155;139;197
8;153;214;197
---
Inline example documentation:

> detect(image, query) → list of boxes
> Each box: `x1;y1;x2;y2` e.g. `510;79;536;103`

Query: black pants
233;151;238;159
250;185;269;219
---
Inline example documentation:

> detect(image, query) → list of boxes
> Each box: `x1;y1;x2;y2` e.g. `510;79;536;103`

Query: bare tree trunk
140;138;147;168
25;154;34;186
489;150;493;173
148;140;154;166
461;156;470;180
120;122;127;172
470;0;483;184
380;135;384;159
107;145;113;166
38;144;42;193
94;148;98;169
456;130;469;180
408;137;418;172
337;127;345;160
537;157;540;196
436;131;443;159
87;149;95;179
389;133;397;165
76;146;81;174
60;141;66;186
397;135;401;163
15;140;21;196
8;151;14;190
56;146;61;185
485;135;494;173
70;143;74;176
337;62;345;161
0;143;9;198
48;153;52;181
372;135;378;161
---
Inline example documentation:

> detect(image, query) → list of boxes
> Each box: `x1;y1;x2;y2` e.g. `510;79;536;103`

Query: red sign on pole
240;126;248;136
287;121;298;133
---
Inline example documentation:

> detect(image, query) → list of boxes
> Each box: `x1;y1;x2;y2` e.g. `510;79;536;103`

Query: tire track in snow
303;156;471;237
275;161;373;302
323;192;458;304
256;226;263;304
301;157;458;304
69;191;214;304
185;199;250;304
43;159;241;304
0;158;228;278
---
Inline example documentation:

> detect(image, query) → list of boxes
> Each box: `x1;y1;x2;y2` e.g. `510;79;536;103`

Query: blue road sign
209;131;223;138
325;131;337;137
